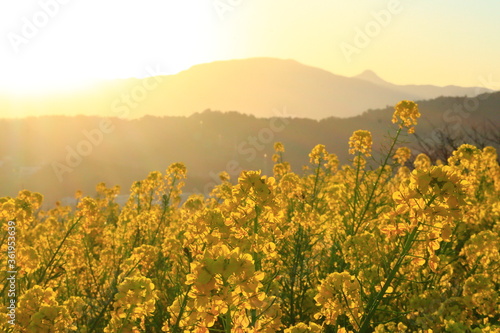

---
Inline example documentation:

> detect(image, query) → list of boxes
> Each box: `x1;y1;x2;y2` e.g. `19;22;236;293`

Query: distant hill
354;70;491;101
1;58;494;120
1;92;498;206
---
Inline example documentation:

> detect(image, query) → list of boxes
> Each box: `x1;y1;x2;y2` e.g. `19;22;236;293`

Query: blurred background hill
1;89;498;206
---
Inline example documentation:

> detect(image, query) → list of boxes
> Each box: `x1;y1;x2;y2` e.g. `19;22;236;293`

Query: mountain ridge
353;67;492;100
1;58;494;120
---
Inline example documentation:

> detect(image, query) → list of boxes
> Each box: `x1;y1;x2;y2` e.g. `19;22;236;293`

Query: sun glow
1;1;499;96
0;1;219;94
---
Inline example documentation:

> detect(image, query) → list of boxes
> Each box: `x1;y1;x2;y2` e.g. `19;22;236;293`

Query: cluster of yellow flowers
105;276;158;332
314;272;363;328
392;100;421;134
1;101;499;332
348;130;373;157
17;286;78;332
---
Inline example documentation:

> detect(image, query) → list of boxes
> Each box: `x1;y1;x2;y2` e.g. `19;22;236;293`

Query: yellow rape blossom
393;147;412;165
348;130;373;156
392;100;420;133
1;105;498;333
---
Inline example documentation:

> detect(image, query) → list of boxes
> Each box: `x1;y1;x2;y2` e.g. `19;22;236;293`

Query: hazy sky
1;0;500;92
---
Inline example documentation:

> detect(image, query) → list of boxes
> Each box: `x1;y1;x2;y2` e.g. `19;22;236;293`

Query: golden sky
1;0;500;93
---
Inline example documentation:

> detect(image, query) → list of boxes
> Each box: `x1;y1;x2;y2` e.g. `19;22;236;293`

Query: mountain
1;92;498;206
1;58;494;120
354;70;492;100
354;70;389;86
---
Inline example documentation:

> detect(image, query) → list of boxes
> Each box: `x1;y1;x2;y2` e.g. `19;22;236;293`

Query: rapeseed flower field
1;101;499;332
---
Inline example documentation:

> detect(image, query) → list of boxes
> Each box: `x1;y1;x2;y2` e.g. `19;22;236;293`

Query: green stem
358;225;419;332
350;152;363;235
37;217;81;285
224;306;233;333
310;160;322;207
354;128;402;234
171;285;192;333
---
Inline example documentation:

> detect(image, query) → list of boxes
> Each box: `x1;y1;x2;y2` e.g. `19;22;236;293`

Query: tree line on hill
0;92;498;206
